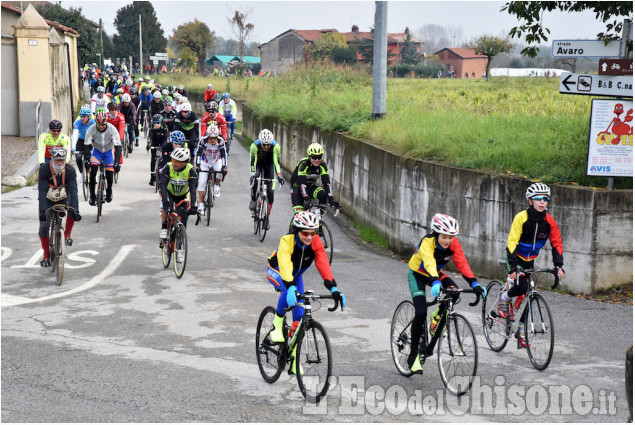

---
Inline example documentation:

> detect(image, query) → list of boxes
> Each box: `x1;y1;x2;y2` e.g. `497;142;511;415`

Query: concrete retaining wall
241;103;633;294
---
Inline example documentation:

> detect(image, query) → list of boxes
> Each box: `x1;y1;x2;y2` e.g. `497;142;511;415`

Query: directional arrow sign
552;40;621;58
559;73;633;97
599;59;633;76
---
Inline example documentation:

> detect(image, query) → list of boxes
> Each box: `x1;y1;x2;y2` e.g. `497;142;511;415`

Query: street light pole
139;14;143;74
371;1;387;119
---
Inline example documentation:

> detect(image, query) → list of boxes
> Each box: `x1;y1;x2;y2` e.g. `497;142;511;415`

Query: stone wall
241;103;633;294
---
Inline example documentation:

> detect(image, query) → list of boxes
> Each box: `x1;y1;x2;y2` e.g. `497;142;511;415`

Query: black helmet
151;114;163;124
107;101;118;110
48;119;63;130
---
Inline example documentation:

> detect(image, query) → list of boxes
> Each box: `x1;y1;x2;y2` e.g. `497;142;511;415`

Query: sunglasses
300;230;317;237
50;129;61;133
310;155;323;160
532;196;550;202
50;148;66;156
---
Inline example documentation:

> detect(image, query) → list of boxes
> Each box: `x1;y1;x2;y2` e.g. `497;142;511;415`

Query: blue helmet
79;107;92;117
221;92;230;99
170;131;186;146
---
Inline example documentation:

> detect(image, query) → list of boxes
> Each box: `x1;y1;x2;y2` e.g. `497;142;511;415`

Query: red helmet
95;111;108;125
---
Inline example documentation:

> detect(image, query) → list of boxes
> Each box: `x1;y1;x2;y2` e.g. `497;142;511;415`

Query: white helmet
181;97;188;103
207;83;214;89
206;124;220;138
173;93;182;100
430;213;459;236
162;89;169;95
122;93;131;102
293;211;320;231
180;102;192;112
258;129;274;145
153;91;161;99
171;147;190;162
526;182;551;200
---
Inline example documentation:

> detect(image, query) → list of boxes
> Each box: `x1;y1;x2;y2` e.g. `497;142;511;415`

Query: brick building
434;48;487;78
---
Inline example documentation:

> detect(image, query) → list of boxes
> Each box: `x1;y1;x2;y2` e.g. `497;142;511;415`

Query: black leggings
506;259;532;298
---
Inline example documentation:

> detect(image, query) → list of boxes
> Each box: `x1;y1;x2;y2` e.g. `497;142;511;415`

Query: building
2;2;80;137
259;26;423;71
433;47;487;78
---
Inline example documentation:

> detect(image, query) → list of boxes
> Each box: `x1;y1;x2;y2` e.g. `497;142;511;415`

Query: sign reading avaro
559;73;633;97
552;40;621;58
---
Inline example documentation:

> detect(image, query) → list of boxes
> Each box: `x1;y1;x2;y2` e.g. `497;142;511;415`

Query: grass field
158;66;631;189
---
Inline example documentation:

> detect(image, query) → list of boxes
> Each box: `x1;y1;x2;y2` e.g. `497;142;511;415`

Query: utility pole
371;1;387;119
99;18;103;69
139;14;143;74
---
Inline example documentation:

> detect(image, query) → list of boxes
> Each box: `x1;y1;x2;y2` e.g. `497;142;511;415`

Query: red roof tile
435;47;487;59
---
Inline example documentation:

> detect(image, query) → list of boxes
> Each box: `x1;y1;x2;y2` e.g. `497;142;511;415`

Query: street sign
552;40;621;58
149;55;168;61
155;52;168;58
559;73;633;97
586;99;633;177
598;59;633;76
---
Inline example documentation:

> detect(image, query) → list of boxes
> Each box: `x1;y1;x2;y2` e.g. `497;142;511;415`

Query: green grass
156;66;631;189
352;221;389;250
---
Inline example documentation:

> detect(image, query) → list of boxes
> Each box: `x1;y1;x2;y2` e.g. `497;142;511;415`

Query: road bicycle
151;146;162;193
161;199;193;279
252;176;277;242
224;119;236;154
256;290;343;403
482;260;559;371
80;149;91;202
45;204;76;286
196;169;225;227
306;202;340;264
123;123;131;158
390;287;481;396
138;107;150;140
95;159;106;222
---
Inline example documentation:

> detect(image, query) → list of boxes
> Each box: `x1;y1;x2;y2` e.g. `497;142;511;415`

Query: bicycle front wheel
124;132;129;158
54;227;65;286
524;293;554;371
390;300;416;377
258;198;269;243
161;234;171;268
173;223;187;279
96;176;105;222
81;168;88;201
296;321;332;403
438;313;478;396
319;221;334;264
255;306;286;383
482;280;508;352
206;181;213;226
253;197;261;235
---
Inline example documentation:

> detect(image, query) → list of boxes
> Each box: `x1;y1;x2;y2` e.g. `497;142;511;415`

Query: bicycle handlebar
307;202;341;217
428;287;482;307
515;266;561;290
285;291;343;312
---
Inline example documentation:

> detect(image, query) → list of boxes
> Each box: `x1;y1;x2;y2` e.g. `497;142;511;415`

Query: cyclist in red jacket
106;101;125;173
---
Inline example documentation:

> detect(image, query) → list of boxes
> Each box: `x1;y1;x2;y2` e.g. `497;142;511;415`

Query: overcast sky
60;1;621;47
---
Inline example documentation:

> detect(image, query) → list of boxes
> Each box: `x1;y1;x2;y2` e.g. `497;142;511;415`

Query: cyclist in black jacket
147;114;171;186
117;93;137;153
290;143;341;213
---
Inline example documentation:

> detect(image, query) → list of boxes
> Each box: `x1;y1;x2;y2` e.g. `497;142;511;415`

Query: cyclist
204;83;216;102
113;88;125;105
161;101;177;132
85;109;119;205
200;101;227;140
90;86;109;113
149;90;165;117
71;107;96;181
38;119;71;164
176;84;187;97
161;88;172;104
194;124;227;213
499;183;565;347
117;93;137;153
174;102;200;161
160;130;187;169
219;92;237;140
106;101;125;175
158;147;198;240
37;147;81;267
147;114;170;186
249;129;284;216
406;213;486;374
266;211;346;374
290;143;340;213
137;85;153;132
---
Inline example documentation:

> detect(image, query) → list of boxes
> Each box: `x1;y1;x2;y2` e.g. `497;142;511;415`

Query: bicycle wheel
296;321;332;403
161;232;171;268
482;280;508;352
155;161;160;193
173;223;187;279
124;132;129;158
524;293;554;371
206;180;213;226
438;313;478;396
253;196;261;235
54;227;65;286
48;221;57;273
81;168;88;201
96;176;105;222
255;306;286;384
390;300;416;377
318;221;334;264
258;198;269;242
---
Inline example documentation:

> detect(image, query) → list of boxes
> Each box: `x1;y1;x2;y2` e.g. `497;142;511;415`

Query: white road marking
1;244;136;307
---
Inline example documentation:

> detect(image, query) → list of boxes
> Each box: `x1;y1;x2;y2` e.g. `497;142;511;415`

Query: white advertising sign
586;99;633;177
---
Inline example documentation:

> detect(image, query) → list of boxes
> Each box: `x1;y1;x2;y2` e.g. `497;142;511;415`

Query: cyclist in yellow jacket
38;120;71;164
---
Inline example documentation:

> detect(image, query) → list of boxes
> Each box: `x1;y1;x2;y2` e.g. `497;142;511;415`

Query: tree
306;32;348;61
170;19;214;73
330;46;358;65
177;46;197;72
469;35;513;79
502;2;633;57
35;3;99;66
228;10;254;62
112;2;167;65
400;27;423;65
415;24;451;54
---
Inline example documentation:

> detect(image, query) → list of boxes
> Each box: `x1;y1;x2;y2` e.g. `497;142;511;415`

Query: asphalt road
1;136;632;422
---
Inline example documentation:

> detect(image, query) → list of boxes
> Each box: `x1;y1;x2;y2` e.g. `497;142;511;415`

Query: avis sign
587;99;633;177
552;40;620;58
559;73;633;97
